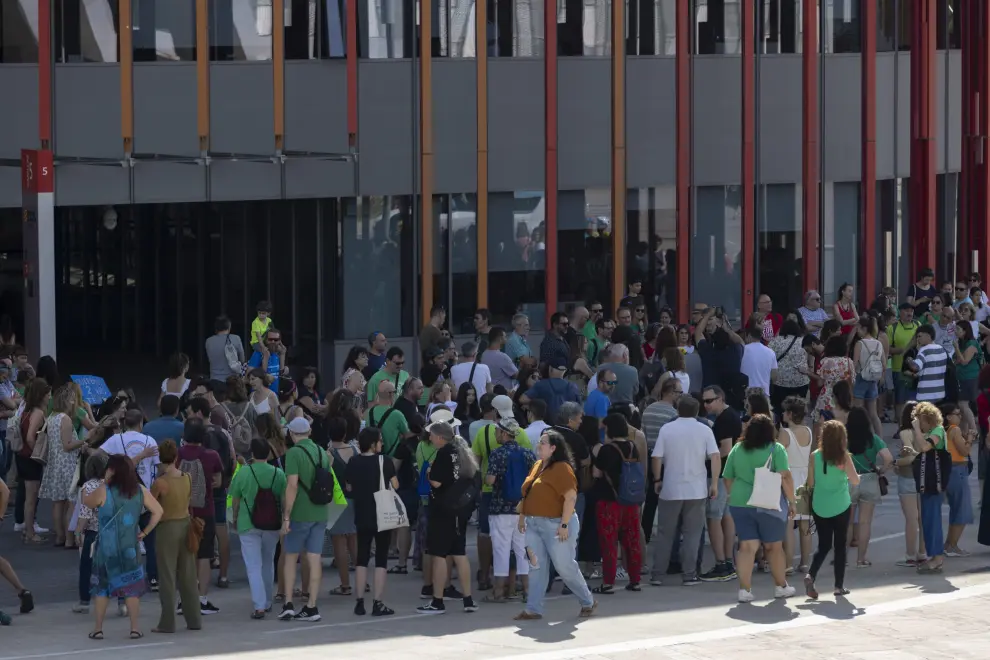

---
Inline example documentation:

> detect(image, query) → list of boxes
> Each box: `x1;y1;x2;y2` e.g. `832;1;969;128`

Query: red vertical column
910;0;937;275
675;0;690;323
38;0;52;149
741;0;755;319
346;0;358;148
959;0;970;276
801;0;819;294
979;0;990;277
544;0;558;315
861;0;876;303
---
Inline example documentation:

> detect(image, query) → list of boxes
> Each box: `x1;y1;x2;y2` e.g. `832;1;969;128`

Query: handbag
866;454;889;497
30;417;51;466
374;455;409;532
747;450;783;510
795;484;813;516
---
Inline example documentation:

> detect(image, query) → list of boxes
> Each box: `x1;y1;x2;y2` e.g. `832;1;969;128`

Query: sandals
514;611;543;620
834;588;850;596
88;630;104;640
329;585;353;596
387;565;408;575
130;631;144;639
22;535;47;545
578;601;598;618
216;577;230;588
804;575;818;600
274;593;285;603
251;610;266;620
592;584;614;595
482;594;508;603
917;563;944;574
625;583;641;592
292;588;310;599
856;560;872;568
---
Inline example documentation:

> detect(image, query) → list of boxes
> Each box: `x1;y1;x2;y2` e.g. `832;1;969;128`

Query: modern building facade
0;0;985;377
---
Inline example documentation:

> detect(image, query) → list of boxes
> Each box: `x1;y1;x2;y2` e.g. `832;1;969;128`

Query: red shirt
836;303;856;335
177;444;223;518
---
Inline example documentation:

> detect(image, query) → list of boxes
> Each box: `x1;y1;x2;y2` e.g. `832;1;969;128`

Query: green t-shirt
723;441;790;508
471;423;532;493
582;322;597;342
957;339;982;381
365;370;410;403
851;434;887;474
810;450;852;518
928;425;947;451
229;462;288;533
587;336;605;367
284;438;329;522
365;405;410;457
888;321;920;372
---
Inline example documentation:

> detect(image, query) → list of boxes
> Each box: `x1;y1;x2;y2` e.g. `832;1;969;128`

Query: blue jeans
79;530;97;603
239;529;280;611
523;515;594;616
920;493;945;558
547;493;585;583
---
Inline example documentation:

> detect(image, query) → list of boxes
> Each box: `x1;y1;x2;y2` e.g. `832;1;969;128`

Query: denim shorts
729;505;786;543
897;475;918;496
853;376;879;401
850;472;882;504
284;520;328;555
706;478;730;519
329;498;356;535
946;464;974;525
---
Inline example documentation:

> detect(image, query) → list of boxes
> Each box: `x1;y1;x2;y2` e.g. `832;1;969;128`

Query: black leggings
809;506;852;589
356;529;391;568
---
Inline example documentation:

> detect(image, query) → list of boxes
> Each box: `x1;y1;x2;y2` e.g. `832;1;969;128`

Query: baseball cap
425;420;455;440
496;417;520;436
548;356;568;370
492;394;515;419
286;417;311;435
429;407;461;427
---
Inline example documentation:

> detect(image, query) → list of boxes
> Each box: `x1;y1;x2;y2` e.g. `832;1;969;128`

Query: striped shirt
912;344;948;402
641;401;678;453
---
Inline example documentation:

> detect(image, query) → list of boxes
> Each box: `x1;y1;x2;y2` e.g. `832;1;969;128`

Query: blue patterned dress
91;486;147;599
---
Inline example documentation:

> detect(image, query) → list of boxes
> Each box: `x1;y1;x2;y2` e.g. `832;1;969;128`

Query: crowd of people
0;275;988;632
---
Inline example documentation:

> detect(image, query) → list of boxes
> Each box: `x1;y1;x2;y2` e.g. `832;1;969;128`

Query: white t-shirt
740;342;778;396
101;431;161;488
161;378;191;397
651;417;718;500
450;361;492;396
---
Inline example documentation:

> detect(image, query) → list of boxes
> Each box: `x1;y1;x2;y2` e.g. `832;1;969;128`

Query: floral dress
92;486;147;599
814;357;854;422
39;413;80;502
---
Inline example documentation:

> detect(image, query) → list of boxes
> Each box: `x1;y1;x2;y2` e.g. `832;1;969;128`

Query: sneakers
463;596;478;613
699;562;736;583
442;586;464;600
648;576;664;586
72;601;90;614
682;574;701;587
18;590;33;614
278;603;296;620
737;589;755;603
615;568;629;582
200;601;220;615
149;578;159;593
945;546;971;558
420;586;434;600
294;606;321;622
118;602;128;617
417;599;447;615
13;523;48;534
354;599;366;616
774;584;796;599
896;557;921;567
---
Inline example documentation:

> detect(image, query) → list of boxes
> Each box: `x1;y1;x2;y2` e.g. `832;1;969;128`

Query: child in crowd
250;301;274;356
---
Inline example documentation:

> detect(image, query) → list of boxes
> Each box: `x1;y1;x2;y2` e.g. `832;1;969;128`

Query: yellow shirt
251;316;272;347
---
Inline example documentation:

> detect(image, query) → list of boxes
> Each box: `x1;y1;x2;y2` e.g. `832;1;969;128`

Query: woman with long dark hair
82;454;163;639
514;430;596;621
158;352;190;406
894;402;926;566
341;346;370;388
454;382;481;427
17;378;51;543
845;407;892;567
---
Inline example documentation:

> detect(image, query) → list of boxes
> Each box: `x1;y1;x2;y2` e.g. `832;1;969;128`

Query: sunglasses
604;380;618;386
393;360;405;366
635;308;646;313
591;308;603;314
956;287;966;292
702;398;719;404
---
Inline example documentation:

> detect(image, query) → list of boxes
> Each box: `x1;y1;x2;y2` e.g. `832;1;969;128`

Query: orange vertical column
420;0;435;328
675;0;690;322
476;0;489;307
740;0;755;319
801;0;818;293
120;0;133;154
273;0;285;152
196;0;210;153
610;0;626;309
861;0;877;303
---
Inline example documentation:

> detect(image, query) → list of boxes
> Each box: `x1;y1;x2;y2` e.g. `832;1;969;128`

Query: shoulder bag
375;455;409;531
747;448;783;511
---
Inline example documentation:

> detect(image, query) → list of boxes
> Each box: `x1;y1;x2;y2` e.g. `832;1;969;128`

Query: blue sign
70;375;112;405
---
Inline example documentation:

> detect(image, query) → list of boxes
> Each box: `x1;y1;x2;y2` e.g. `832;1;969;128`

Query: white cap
429;407;462;427
492;394;515;420
286;417;311;435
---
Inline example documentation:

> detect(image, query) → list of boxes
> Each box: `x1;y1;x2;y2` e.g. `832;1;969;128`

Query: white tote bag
747;451;782;510
375;455;409;532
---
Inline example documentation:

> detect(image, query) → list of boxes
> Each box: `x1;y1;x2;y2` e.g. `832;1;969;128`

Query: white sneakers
13;523;49;534
737;584;795;603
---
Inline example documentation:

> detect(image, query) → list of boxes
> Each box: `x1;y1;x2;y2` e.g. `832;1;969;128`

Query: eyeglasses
702;398;719;404
956;287;966;292
635;308;646;313
591;308;603;314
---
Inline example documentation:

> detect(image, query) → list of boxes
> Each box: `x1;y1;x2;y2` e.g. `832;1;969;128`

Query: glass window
432;194;479;334
936;0;960;50
877;0;895;51
936;173;959;286
55;0;120;63
555;0;609;56
133;0;196;61
897;0;911;51
759;0;801;54
822;0;860;54
693;0;741;55
489;191;546;328
435;0;477;57
490;0;545;56
359;0;413;58
284;0;341;60
1;0;39;61
627;187;677;318
692;186;742;322
341;196;415;339
627;0;675;55
821;182;859;307
559;189;612;314
208;0;274;61
758;184;803;311
877;178;910;293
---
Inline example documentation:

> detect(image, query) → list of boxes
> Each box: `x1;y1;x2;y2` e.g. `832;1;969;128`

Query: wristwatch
560;523;568;529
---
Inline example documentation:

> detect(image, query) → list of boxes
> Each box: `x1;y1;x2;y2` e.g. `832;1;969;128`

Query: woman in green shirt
804;420;860;599
952;321;981;433
911;402;947;574
845;408;893;568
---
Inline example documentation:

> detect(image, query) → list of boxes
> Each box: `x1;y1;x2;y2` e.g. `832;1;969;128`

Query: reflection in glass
559;189;612;313
758;184;802;310
877;178;910;292
936;0;960;50
758;0;800;54
877;0;896;51
627;0;675;55
209;0;274;61
935;174;959;285
283;0;329;60
692;186;742;321
897;0;911;51
821;183;860;305
489;191;546;328
359;0;412;58
490;0;545;56
55;0;120;63
694;0;741;55
822;0;860;54
341;196;415;339
1;0;40;62
433;194;479;334
437;0;477;57
627;187;677;318
133;0;196;61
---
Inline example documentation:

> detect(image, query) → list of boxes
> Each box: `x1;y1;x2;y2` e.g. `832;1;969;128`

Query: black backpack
245;465;282;531
441;477;479;514
298;444;335;505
